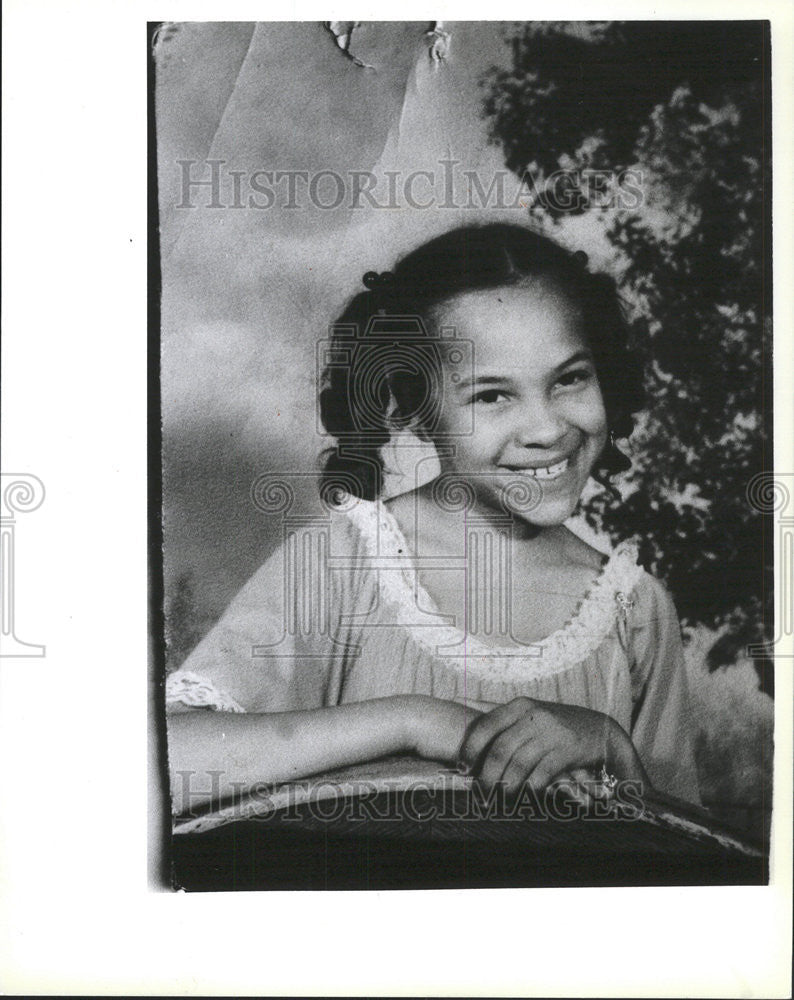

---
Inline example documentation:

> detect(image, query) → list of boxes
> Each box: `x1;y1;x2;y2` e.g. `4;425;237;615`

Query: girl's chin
446;477;580;526
492;464;589;525
517;513;574;531
496;507;573;529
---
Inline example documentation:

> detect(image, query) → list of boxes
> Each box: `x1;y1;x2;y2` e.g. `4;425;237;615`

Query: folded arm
167;695;478;815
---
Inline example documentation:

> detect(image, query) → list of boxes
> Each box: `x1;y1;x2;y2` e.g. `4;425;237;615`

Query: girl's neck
386;480;563;559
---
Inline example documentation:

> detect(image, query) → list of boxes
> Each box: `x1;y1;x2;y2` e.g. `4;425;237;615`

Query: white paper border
1;2;791;995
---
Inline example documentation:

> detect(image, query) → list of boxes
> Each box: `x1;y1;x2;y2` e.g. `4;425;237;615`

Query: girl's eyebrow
553;350;593;372
454;374;510;391
455;351;594;391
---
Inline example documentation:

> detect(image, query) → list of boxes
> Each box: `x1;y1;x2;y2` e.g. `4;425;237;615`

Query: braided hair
319;224;645;502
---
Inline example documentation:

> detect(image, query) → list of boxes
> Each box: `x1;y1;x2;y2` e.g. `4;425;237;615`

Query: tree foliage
484;22;772;689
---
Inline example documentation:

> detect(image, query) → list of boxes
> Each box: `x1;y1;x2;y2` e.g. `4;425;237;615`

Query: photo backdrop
155;21;772;828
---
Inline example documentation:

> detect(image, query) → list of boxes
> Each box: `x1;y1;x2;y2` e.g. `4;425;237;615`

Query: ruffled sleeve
165;514;357;714
621;572;702;805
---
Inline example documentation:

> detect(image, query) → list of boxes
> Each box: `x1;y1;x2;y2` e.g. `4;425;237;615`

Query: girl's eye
470;388;509;405
555;368;592;389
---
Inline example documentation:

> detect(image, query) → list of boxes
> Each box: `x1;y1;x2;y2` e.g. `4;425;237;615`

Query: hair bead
363;270;396;289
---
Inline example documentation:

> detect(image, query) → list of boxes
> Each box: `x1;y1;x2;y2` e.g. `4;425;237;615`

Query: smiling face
427;279;608;529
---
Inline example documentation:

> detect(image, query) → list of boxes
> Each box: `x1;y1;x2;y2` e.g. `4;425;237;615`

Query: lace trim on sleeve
165;670;246;713
341;493;645;681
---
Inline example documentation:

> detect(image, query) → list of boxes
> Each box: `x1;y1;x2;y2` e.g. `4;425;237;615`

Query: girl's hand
458;696;650;796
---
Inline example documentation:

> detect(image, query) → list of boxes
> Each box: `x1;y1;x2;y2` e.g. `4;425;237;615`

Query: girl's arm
167;695;477;815
625;575;702;804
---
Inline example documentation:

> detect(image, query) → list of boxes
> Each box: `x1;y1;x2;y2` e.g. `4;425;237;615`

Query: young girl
166;224;701;814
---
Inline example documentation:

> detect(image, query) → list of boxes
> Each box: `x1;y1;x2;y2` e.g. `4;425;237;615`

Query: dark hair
319;223;645;501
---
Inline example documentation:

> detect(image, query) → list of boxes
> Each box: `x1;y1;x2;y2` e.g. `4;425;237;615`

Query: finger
549;770;577;796
569;767;596;800
552;770;593;807
478;720;541;790
527;749;571;793
569;767;595;806
459;697;534;770
498;736;549;795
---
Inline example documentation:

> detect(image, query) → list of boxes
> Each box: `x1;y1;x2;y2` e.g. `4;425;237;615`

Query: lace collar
340;494;645;680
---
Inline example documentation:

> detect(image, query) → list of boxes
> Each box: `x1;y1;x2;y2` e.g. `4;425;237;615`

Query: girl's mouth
504;457;571;481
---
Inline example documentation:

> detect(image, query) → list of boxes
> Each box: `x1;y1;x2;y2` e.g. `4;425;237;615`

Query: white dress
166;495;702;803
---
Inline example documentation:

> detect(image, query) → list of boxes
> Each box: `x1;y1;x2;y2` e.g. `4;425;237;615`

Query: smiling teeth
512;458;569;480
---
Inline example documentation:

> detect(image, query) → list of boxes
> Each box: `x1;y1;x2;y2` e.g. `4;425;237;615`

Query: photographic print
152;20;773;892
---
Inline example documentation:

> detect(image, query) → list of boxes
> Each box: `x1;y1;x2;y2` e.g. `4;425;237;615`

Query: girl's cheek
592;384;609;426
577;388;608;433
559;393;605;434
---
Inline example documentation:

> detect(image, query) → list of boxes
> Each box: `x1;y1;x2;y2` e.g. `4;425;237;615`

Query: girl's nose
513;400;565;448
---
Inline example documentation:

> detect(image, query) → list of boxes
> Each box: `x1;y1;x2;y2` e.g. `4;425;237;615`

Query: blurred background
155;21;772;834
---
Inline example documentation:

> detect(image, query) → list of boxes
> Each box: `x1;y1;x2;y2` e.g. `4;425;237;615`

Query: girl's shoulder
556;525;612;573
556;526;678;620
621;561;681;628
325;493;408;569
329;492;393;545
565;531;681;634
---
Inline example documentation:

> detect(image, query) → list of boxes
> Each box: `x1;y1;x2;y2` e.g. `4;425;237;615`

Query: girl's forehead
431;283;588;369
